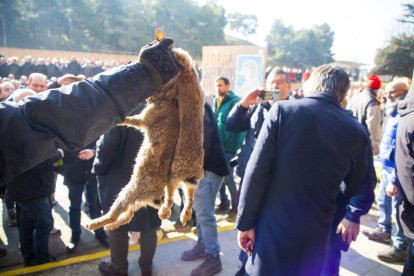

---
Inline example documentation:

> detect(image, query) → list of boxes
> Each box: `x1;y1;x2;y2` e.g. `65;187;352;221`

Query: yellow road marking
0;223;235;275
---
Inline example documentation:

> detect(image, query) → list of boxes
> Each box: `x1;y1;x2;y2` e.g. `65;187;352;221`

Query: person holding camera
226;68;291;275
227;69;291;192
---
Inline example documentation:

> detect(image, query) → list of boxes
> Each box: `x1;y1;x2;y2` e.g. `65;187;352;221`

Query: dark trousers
5;189;15;210
321;242;342;276
109;228;158;274
403;239;414;276
321;196;348;276
219;152;237;209
67;180;103;237
17;196;53;264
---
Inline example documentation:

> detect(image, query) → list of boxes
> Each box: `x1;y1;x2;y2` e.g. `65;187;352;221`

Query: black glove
138;38;182;88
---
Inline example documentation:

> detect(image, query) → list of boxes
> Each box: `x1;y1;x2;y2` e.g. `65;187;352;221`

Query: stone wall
0;47;137;63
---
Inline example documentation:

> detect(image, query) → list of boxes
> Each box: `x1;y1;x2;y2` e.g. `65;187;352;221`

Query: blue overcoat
236;93;369;275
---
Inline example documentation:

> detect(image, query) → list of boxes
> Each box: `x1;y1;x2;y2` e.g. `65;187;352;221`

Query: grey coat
347;89;382;150
396;87;414;240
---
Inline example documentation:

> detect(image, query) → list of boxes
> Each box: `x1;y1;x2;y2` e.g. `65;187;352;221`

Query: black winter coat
0;63;156;187
46;63;62;79
0;63;8;77
20;62;35;77
64;61;83;75
93;103;161;232
7;151;62;202
203;103;229;176
396;87;414;240
62;142;96;185
36;64;48;76
7;63;20;78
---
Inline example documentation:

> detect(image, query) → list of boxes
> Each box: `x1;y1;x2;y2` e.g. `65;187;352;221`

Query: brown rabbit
85;48;204;231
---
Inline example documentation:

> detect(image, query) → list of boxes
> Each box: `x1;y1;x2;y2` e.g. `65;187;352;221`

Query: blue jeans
194;170;224;256
403;240;414;276
67;179;103;237
219;152;237;209
377;169;407;249
17;196;53;264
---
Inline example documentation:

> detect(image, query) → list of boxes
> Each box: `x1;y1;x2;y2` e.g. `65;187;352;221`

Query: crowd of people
0;54;128;102
1;36;413;276
0;55;126;80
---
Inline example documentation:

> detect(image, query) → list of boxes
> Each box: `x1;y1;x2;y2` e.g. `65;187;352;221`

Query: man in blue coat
322;139;376;276
236;65;370;275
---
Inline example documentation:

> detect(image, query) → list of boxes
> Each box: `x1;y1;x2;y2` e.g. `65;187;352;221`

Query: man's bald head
385;80;409;102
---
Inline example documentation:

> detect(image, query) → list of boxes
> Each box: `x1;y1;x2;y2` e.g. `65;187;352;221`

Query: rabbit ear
170;49;204;182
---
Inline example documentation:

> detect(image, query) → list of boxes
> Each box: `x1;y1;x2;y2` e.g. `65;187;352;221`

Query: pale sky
198;0;410;67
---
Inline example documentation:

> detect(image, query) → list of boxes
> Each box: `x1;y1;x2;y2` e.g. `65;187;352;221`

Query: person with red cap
348;74;382;154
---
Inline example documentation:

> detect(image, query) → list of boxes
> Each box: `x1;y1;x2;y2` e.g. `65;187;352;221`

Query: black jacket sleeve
226;103;252;132
203;103;229;177
344;144;376;223
0;63;155;186
342;127;370;199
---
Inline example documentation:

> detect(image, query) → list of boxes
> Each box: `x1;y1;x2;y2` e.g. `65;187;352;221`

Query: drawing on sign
236;55;264;96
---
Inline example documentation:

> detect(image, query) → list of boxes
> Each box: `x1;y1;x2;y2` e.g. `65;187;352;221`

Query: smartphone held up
258;89;281;101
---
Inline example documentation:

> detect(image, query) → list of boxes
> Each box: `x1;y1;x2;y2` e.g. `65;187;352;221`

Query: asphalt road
0;174;405;275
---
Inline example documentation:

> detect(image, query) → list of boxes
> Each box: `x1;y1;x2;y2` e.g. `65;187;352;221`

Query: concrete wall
0;47;137;63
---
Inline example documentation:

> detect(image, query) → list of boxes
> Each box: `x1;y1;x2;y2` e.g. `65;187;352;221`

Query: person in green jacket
213;76;246;213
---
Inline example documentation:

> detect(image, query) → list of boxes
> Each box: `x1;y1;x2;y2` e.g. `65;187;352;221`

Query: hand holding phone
258;89;281;101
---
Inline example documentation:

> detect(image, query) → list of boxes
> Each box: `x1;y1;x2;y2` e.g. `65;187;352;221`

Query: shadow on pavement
341;247;403;275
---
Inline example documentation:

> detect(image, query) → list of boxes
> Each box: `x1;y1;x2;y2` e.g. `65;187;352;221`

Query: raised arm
0;37;181;186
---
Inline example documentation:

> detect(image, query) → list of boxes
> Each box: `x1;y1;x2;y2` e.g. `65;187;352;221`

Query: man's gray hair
303;65;350;102
28;72;47;83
